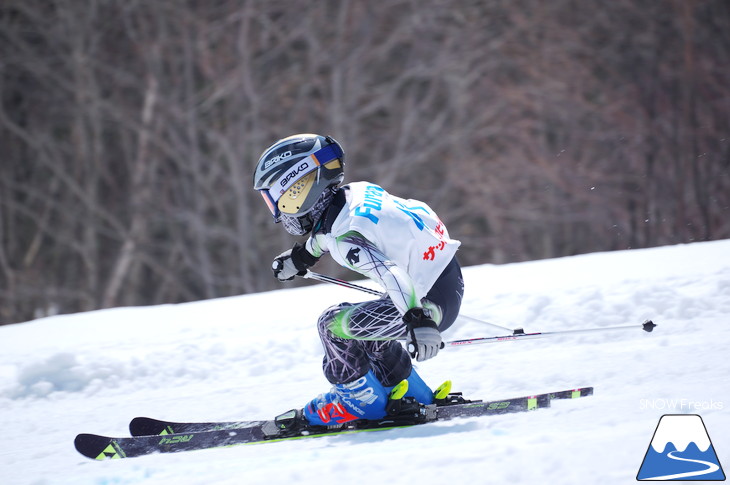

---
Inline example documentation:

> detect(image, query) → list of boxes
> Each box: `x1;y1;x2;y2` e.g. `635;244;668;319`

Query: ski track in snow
0;240;729;485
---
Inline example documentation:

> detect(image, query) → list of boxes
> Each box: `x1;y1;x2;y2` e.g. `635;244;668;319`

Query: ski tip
74;433;91;447
642;320;657;332
74;433;97;451
129;416;173;436
74;433;122;460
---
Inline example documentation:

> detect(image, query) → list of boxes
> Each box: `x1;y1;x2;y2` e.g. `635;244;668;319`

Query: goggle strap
310;143;343;166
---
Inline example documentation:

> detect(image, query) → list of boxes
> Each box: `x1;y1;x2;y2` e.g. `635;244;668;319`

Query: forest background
1;0;728;324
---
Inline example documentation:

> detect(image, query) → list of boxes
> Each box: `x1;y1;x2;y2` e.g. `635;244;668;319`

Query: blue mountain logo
637;414;725;481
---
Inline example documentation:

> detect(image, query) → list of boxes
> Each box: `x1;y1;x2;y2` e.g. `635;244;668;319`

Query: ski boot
379;379;433;424
432;380;474;406
387;368;474;408
274;378;432;436
397;367;435;405
301;370;390;427
382;367;440;406
273;370;388;435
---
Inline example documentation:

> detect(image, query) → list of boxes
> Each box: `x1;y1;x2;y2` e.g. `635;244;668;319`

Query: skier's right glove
403;308;443;362
272;242;319;281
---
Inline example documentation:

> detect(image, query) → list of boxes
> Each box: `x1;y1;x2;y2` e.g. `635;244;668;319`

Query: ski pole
303;270;382;297
303;271;657;346
444;320;656;347
303;271;518;334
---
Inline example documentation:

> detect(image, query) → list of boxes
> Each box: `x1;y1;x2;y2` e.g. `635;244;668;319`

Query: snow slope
1;240;729;485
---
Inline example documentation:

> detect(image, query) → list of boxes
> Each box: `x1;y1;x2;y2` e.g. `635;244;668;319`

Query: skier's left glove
272;242;319;281
403;308;443;362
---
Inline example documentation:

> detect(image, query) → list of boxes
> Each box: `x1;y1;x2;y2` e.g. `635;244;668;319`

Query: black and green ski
74;387;592;460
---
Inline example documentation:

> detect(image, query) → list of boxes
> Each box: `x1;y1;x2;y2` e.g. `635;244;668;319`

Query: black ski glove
272;242;320;281
403;307;443;362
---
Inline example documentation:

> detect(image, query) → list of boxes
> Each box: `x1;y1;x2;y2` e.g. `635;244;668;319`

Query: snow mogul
253;134;464;428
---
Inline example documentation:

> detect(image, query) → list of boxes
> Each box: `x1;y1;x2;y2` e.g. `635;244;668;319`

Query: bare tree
1;0;728;324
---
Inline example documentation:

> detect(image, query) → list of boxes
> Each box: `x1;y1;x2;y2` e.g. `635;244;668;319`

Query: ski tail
550;387;593;399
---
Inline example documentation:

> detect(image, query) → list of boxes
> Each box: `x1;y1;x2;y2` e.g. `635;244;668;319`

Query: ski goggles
258;143;343;221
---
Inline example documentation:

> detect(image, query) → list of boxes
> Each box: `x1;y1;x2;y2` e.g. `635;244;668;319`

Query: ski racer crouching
252;134;464;428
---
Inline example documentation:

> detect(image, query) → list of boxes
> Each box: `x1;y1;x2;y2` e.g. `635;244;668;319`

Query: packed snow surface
1;240;729;485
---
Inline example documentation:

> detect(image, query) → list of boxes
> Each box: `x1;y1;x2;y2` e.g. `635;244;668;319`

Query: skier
253;134;464;428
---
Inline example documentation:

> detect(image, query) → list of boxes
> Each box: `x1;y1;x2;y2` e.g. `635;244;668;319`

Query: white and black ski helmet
253;134;345;225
